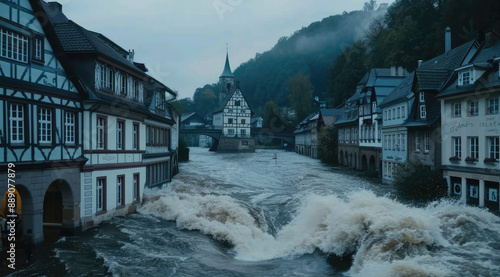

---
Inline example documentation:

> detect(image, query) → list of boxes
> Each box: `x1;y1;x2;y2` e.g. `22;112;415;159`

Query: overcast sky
57;0;394;100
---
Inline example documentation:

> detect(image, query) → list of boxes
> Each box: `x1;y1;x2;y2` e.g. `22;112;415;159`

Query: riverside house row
332;29;500;212
0;0;179;242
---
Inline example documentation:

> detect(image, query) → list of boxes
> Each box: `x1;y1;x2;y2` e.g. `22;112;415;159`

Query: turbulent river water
8;147;500;276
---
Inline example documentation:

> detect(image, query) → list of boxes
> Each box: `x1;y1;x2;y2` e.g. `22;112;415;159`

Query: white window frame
116;120;124;150
420;105;426;119
453;103;462;118
488;136;499;159
401;134;406;151
469;137;479;159
38;107;52;144
97;116;106;150
133;123;139;150
96;177;106;212
0;28;28;63
461;70;471;85
34;37;43;61
64;111;76;145
488;98;499;114
453;137;462;158
117;176;124;206
401;106;406;118
469;100;478;116
9;103;24;144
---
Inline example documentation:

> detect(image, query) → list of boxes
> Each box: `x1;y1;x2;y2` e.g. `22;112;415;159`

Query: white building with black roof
437;31;500;212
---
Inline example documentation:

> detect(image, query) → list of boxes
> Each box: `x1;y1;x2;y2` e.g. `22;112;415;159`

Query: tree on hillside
192;85;218;117
171;97;194;115
327;41;368;107
263;100;280;128
287;72;313;124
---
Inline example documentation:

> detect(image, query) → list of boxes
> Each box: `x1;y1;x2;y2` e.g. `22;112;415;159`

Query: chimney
445;27;451;53
128;49;135;62
397;66;404;76
484;30;499;48
48;2;62;12
390;66;396;76
418;60;423;68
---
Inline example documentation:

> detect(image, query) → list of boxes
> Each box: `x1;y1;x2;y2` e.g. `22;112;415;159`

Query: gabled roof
294;112;319;134
220;52;234;78
379;72;415;108
181;112;205;123
416;69;450;90
419;40;478;71
213;88;253;115
41;1;146;76
437;38;500;99
320;108;344;126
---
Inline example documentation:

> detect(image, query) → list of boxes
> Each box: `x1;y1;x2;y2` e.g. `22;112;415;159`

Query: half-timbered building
0;0;87;241
213;53;254;152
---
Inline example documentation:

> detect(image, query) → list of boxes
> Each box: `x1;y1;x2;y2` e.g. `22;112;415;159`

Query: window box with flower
465;157;478;163
484;157;498;164
449;156;461;163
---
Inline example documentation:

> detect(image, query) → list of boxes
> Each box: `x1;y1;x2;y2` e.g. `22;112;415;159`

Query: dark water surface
4;148;500;276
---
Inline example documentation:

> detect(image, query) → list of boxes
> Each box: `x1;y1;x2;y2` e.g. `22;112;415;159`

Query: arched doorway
43;179;74;240
369;156;376;171
361;155;368;170
1;185;33;240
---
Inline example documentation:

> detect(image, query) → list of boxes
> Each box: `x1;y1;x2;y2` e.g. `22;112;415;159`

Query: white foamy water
137;148;500;277
13;147;498;277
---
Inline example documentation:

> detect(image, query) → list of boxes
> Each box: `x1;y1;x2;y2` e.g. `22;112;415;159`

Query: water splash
139;185;500;276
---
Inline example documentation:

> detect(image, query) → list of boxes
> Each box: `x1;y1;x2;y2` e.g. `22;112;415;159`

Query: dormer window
459;69;473;86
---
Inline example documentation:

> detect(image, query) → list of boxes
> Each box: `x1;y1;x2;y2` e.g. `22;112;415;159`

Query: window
228;118;233;124
38;107;52;144
241;119;246;124
235;100;240;106
117;175;124;207
116;120;124;150
133;173;140;202
133;79;139;101
468;137;479;159
424;132;430;152
397;107;401;118
401;134;406;151
488;98;499;114
391;109;395;120
120;74;128;96
415;132;420;152
461;70;471;85
96;177;106;213
384;110;387;121
100;65;115;91
397;134;400;150
419;92;425;102
240;129;246;137
133;123;139;150
401;106;406;118
9;104;24;143
97;116;107;150
420;105;426;119
0;28;28;63
453;103;462;117
33;36;44;62
469;100;478;116
228;129;235;136
64;112;76;144
392;134;395;150
488;137;499;159
384;135;388;150
453;137;462;158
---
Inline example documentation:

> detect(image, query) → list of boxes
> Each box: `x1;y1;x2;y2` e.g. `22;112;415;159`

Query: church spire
220;48;234;78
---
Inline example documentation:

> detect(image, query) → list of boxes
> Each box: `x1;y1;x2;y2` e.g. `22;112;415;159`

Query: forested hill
233;5;388;114
174;4;388;118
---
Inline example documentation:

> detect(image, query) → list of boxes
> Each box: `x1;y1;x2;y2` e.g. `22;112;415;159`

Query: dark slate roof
220;53;234;78
41;1;145;76
379;72;415;107
403;94;440;127
294;112;319;134
416;69;450;90
419;41;477;70
437;39;500;99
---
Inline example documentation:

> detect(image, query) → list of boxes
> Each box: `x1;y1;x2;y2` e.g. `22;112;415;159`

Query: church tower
219;51;235;105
